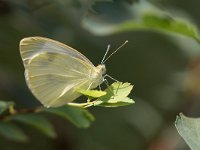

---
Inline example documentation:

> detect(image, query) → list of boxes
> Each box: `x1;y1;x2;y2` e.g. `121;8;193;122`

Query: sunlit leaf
94;97;134;107
76;88;106;98
94;82;134;107
12;114;56;138
0;122;28;142
45;105;95;128
175;113;200;150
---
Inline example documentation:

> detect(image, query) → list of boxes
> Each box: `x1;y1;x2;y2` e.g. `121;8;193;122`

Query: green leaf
175;113;200;150
45;105;95;128
0;101;14;114
142;13;198;38
0;122;28;142
82;1;200;43
117;13;199;42
94;97;134;107
12;114;56;138
76;88;107;98
94;82;134;107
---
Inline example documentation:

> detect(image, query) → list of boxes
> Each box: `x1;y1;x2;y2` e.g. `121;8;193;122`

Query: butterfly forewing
20;37;94;67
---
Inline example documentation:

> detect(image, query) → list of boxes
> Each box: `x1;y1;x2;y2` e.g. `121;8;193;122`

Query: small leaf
76;88;106;98
45;105;95;128
0;101;14;114
111;82;133;97
175;113;200;150
12;114;56;138
94;82;134;107
94;97;134;107
0;122;28;142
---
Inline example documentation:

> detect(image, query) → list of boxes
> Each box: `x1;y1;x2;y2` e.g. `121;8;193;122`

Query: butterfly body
20;37;105;107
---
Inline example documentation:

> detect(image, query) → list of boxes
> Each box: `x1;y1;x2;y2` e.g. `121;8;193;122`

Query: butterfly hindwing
25;52;95;107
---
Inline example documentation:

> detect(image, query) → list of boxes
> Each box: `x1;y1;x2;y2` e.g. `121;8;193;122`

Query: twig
67;101;95;108
0;101;95;121
0;106;43;121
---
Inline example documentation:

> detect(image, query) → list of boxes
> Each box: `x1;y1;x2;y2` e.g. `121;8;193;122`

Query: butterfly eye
96;64;106;75
101;65;106;75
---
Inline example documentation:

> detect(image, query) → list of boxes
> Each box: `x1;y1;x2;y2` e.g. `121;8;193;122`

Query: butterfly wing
25;52;101;107
20;37;94;67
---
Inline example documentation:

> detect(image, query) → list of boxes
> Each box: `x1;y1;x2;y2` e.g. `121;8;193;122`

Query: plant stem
0;106;43;121
0;101;95;121
67;102;95;108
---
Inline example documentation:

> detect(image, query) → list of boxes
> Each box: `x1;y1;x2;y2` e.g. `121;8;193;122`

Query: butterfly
20;37;127;108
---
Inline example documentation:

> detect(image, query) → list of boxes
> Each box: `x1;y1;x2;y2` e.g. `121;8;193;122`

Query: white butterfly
20;37;127;108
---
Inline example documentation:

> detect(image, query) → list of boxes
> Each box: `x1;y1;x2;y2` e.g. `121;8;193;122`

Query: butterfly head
96;64;106;75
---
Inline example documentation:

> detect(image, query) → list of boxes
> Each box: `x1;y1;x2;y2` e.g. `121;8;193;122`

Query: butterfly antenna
101;44;110;64
102;40;128;64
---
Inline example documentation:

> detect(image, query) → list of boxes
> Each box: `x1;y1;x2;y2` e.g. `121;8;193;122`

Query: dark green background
1;0;200;149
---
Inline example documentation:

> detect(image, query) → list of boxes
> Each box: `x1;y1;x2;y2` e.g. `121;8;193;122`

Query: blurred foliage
83;0;200;43
12;114;57;138
45;105;95;128
0;122;29;142
1;0;200;150
0;101;95;141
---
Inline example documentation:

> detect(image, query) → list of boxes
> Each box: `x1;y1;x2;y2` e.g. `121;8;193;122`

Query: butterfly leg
86;82;94;103
102;78;115;95
104;74;120;95
87;82;93;90
104;74;119;82
98;85;102;91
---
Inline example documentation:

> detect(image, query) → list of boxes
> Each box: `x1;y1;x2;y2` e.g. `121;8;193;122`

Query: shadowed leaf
0;122;28;142
45;105;94;128
12;114;56;138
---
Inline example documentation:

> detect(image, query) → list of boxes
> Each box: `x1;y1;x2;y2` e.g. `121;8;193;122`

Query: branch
0;106;43;121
